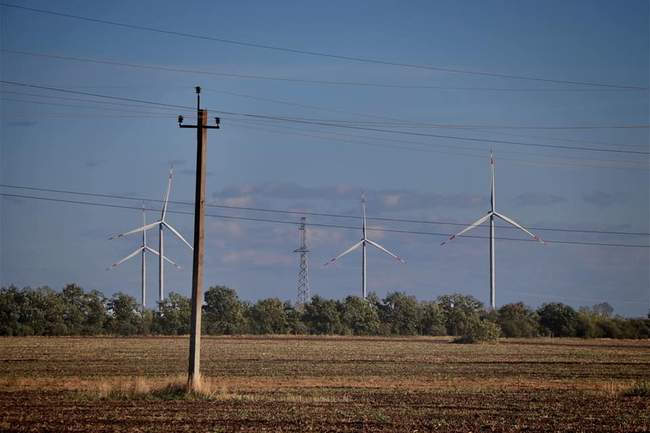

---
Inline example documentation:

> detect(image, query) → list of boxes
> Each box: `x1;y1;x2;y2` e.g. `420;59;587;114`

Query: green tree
537;303;578;337
155;292;191;335
302;295;344;335
106;292;143;335
0;286;23;335
60;284;108;335
27;287;68;335
203;286;248;334
284;302;307;334
591;302;614;317
382;292;420;335
81;290;108;335
419;301;446;336
249;298;287;334
341;296;380;335
437;294;484;336
497;302;539;338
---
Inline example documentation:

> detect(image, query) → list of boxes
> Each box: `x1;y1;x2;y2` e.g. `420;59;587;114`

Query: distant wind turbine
325;194;405;299
441;151;544;310
107;204;180;307
110;167;193;302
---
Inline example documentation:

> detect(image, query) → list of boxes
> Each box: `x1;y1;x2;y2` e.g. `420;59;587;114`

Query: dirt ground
1;336;648;432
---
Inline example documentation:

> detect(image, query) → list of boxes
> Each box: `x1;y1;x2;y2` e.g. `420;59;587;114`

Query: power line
0;80;193;111
4;80;648;132
0;88;184;112
0;96;182;117
2;92;645;168
225;118;649;170
2;80;648;157
3;103;645;169
2;192;648;248
1;3;646;90
1;184;647;237
2;48;645;93
217;111;650;156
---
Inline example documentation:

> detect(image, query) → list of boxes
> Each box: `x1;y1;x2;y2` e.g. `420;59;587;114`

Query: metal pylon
294;217;310;307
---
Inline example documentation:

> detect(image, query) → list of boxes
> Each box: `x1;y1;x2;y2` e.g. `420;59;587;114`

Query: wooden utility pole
178;87;220;391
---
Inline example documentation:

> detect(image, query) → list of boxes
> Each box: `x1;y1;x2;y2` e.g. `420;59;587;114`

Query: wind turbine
110;167;193;302
325;194;405;299
441;151;544;310
107;204;180;307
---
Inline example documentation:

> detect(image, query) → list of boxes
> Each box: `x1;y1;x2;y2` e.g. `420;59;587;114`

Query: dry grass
622;380;650;397
10;375;349;402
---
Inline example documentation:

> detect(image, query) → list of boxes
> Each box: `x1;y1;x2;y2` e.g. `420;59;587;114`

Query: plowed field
1;336;648;432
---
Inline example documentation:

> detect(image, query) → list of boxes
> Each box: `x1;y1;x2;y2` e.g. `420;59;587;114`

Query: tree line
1;284;648;340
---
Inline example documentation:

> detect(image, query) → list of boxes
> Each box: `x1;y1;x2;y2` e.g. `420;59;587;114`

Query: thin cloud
582;191;628;207
85;159;107;168
5;120;37;127
513;192;566;207
212;182;486;212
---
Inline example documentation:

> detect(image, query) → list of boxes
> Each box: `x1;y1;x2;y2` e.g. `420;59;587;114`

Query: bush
454;318;500;343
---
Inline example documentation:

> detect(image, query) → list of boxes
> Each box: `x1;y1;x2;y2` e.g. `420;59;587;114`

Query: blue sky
1;0;648;316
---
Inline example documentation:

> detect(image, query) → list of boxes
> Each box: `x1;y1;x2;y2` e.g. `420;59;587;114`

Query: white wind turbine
325;194;405;299
110;167;193;303
441;151;544;310
107;204;180;308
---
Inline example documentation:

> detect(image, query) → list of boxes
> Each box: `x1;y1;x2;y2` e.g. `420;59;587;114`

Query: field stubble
0;336;648;432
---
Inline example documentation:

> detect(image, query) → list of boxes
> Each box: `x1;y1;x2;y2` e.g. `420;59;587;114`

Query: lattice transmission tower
294;217;310;307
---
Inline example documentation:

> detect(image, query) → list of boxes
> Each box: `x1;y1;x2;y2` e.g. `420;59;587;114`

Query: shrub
454;318;500;343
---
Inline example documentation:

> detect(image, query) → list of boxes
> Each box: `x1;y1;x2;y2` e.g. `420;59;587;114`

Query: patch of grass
622;380;650;397
74;376;352;402
77;376;227;401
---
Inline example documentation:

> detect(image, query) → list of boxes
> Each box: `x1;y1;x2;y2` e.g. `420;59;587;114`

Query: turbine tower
294;216;310;307
110;167;193;303
107;204;179;307
441;151;544;310
325;194;405;299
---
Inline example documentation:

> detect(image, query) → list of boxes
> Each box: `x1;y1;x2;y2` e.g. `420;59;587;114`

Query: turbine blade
108;247;144;270
145;246;182;269
494;212;544;243
366;239;406;263
440;213;491;245
109;220;161;240
163;221;193;250
324;240;364;266
161;166;174;219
